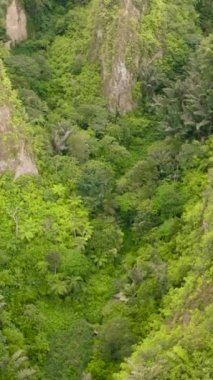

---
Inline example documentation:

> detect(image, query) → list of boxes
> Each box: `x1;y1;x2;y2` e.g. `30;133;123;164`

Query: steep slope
115;171;213;380
6;0;27;45
0;59;37;177
91;0;144;113
0;1;212;380
0;0;27;45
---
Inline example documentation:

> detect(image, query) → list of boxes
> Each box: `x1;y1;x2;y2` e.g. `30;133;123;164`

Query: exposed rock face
93;0;145;114
15;143;38;179
104;0;140;113
0;60;37;178
0;105;38;178
6;0;27;44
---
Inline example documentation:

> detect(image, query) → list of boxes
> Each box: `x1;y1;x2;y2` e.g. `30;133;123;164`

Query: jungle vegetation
0;0;212;379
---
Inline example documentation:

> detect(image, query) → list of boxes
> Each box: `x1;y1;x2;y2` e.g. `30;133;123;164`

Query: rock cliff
92;0;146;114
6;0;27;45
0;60;37;178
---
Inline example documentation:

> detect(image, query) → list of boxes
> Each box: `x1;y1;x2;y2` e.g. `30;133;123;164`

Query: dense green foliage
0;0;212;379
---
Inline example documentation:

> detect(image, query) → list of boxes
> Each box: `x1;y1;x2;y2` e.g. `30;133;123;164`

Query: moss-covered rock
91;0;145;113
